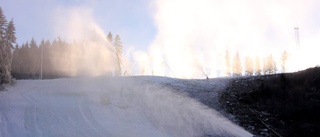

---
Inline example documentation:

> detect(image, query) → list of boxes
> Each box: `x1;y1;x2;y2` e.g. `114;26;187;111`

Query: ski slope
0;76;252;137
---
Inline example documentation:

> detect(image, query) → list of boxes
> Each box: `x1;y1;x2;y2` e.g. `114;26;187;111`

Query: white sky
1;0;320;78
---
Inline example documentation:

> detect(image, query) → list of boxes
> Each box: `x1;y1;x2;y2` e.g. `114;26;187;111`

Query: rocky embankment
219;67;320;137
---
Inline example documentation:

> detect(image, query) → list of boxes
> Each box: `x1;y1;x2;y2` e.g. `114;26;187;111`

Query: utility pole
294;27;300;49
40;44;43;79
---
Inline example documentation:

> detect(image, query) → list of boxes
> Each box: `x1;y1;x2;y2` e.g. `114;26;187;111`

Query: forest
11;33;123;79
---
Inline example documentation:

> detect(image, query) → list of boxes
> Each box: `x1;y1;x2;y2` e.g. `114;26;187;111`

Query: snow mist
62;77;253;137
51;1;320;79
41;6;255;137
130;0;320;78
51;7;118;77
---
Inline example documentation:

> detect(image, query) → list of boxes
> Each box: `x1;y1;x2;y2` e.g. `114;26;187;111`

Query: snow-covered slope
0;76;252;137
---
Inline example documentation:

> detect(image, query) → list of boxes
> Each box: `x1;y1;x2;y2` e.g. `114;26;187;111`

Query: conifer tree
281;50;288;73
232;52;242;76
255;56;262;75
225;50;231;76
11;44;20;77
0;7;6;39
264;54;277;75
107;32;113;43
0;7;7;84
0;7;16;84
3;19;16;82
244;56;254;76
114;34;123;76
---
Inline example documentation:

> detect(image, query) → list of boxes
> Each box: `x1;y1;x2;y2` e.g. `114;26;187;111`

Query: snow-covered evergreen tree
3;19;16;83
0;7;16;84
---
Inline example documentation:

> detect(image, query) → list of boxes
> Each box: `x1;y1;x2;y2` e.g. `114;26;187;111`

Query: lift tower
294;27;300;49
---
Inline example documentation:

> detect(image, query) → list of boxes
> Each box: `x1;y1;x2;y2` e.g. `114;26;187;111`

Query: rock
248;126;255;130
261;111;270;116
280;120;286;126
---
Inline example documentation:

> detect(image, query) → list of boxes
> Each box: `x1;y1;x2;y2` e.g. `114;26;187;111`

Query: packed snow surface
0;76;252;137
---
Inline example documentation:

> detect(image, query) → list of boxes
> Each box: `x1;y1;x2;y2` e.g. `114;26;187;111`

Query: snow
0;76;253;137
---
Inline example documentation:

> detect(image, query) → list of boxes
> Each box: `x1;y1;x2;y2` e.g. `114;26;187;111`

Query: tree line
1;6;125;82
225;50;288;76
12;33;123;79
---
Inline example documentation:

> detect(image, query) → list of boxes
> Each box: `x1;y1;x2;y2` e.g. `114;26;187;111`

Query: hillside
0;76;252;137
219;67;320;137
2;67;318;137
